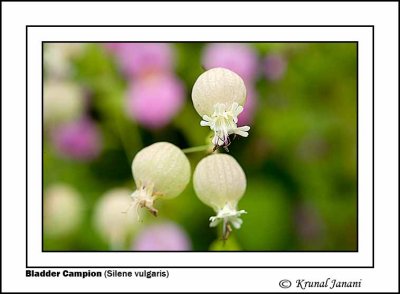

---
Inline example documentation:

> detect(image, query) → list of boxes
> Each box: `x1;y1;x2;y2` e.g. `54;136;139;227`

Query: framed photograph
2;2;398;293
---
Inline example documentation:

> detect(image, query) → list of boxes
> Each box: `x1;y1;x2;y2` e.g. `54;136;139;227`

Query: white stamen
130;184;158;217
200;102;250;146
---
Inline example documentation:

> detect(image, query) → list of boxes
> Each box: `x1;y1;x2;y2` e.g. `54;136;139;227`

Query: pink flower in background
238;85;257;126
51;118;102;161
203;44;260;128
103;43;124;53
106;43;173;77
263;53;287;81
132;222;191;251
126;73;184;129
203;43;258;82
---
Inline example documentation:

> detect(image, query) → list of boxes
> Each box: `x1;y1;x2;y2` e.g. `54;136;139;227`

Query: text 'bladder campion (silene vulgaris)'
130;67;249;240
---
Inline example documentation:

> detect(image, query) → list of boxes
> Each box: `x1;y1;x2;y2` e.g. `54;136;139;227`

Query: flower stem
182;145;212;154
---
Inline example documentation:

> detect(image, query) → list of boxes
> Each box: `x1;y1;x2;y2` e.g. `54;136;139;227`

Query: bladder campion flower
131;142;190;216
44;43;84;78
44;80;85;125
191;67;250;149
193;154;247;239
93;188;138;249
44;184;84;237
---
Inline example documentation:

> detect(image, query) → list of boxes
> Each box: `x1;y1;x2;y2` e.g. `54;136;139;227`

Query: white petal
230;218;243;229
217;139;225;146
231;102;239;110
212;135;219;146
202;115;212;122
233;105;244;116
234;129;249;137
209;217;221;227
238;125;250;132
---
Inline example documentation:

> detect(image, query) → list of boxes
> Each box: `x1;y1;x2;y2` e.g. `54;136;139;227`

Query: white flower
131;142;191;216
209;202;247;229
200;102;250;146
44;184;84;237
192;67;250;148
44;43;84;78
93;188;138;249
193;154;247;239
43;80;85;125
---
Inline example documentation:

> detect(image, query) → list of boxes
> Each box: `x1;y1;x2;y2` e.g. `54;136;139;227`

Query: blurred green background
43;42;357;251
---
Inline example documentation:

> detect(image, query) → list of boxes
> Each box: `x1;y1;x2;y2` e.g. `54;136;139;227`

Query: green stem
182;145;211;154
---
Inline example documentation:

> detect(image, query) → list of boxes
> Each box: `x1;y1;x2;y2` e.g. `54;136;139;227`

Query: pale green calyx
131;142;191;216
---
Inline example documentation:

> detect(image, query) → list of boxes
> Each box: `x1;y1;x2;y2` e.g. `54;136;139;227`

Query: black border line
29;25;374;27
25;24;29;269
40;40;359;256
41;41;44;261
4;0;400;3
2;0;399;3
41;40;359;253
27;25;373;269
43;41;358;43
372;25;375;269
356;41;359;253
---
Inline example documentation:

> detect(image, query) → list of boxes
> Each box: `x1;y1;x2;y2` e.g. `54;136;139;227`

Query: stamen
130;184;158;217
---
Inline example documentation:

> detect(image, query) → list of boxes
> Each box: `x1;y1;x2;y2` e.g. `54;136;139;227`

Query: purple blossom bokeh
202;43;258;82
203;43;260;125
126;73;184;129
238;84;257;126
132;222;191;251
263;53;287;81
51;118;102;161
106;43;173;77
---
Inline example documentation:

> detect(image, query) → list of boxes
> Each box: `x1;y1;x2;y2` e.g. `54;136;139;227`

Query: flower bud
191;68;250;148
131;142;190;216
193;154;247;239
93;188;138;249
44;184;84;237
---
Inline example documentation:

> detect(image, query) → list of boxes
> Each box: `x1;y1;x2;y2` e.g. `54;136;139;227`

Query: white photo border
27;25;373;268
